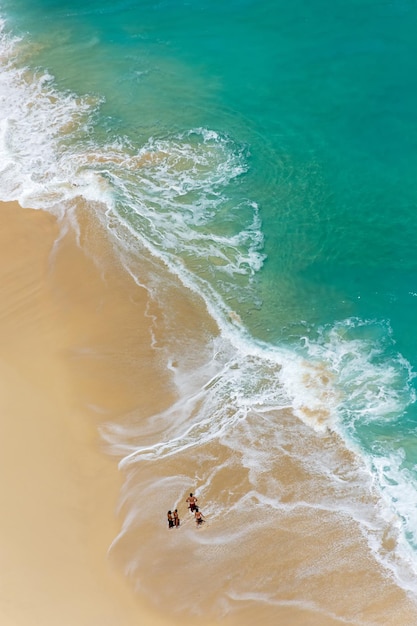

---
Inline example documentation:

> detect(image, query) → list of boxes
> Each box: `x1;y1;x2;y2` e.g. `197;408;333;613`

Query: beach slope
0;201;171;626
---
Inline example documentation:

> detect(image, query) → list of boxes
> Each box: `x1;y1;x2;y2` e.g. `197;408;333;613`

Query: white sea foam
301;318;416;430
0;30;109;214
226;591;369;626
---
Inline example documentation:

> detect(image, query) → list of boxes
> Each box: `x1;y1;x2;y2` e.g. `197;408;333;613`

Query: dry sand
0;200;175;626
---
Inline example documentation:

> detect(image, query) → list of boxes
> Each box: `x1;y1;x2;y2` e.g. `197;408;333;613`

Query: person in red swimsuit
186;493;198;512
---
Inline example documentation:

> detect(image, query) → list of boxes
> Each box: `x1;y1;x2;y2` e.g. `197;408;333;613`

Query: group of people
167;509;180;529
186;492;205;526
167;492;206;529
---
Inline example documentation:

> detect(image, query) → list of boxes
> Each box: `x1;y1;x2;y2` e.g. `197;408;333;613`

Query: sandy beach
0;200;177;626
2;200;417;626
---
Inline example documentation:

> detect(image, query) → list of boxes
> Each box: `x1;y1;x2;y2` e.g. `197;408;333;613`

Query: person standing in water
173;509;180;528
167;510;174;529
194;507;205;527
186;493;198;512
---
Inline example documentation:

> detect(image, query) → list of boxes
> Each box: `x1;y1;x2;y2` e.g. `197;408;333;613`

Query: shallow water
2;0;417;622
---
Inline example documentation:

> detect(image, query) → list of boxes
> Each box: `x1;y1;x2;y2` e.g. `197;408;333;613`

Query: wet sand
1;200;417;626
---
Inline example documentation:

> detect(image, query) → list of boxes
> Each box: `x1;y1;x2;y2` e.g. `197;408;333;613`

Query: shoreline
1;200;417;626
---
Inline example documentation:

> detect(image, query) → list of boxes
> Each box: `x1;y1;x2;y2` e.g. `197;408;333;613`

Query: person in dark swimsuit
167;510;174;529
194;507;205;527
186;493;198;512
173;509;180;528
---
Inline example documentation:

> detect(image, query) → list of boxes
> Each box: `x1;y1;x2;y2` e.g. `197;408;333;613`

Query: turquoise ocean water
2;0;417;619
